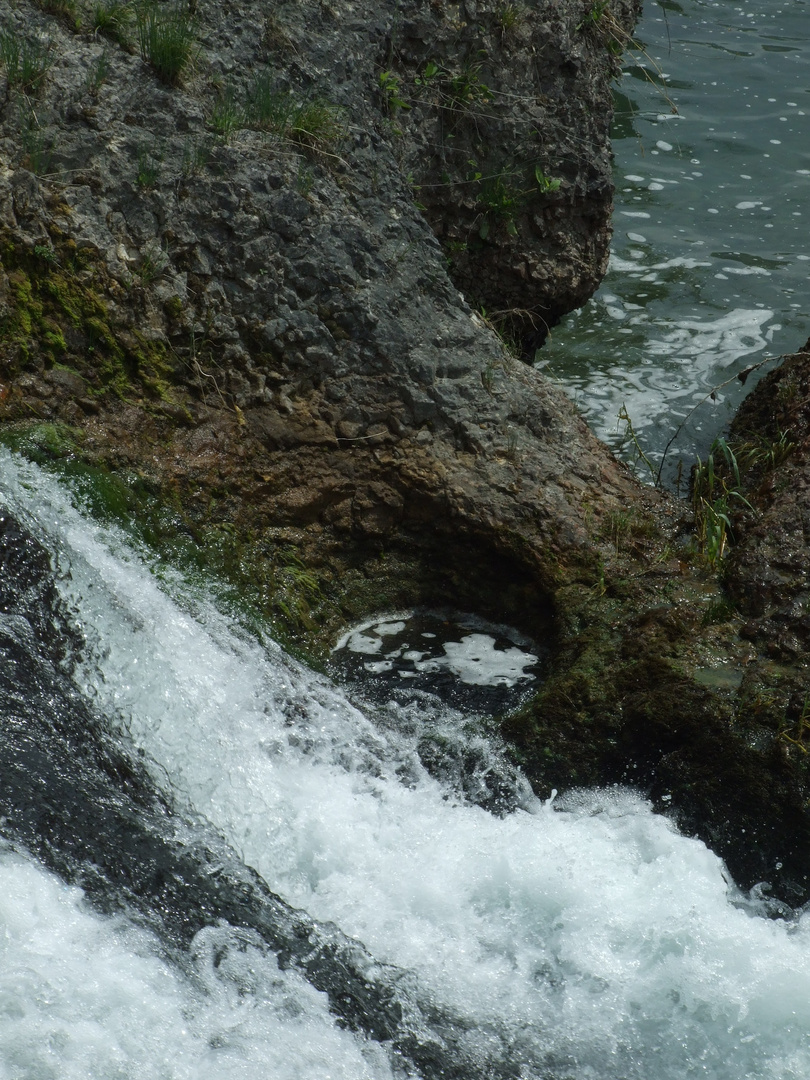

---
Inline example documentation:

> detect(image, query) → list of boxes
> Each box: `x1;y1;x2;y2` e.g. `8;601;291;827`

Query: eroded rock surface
0;0;648;627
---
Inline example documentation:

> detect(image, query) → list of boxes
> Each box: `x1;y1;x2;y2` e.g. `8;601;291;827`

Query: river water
546;0;810;488
3;446;810;1078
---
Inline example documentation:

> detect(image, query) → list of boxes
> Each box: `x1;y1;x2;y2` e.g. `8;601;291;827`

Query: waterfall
2;446;810;1080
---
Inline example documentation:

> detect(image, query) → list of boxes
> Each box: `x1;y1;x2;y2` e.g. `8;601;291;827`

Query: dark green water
545;0;810;488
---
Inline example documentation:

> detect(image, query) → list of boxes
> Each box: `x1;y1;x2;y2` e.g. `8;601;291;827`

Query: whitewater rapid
2;448;810;1079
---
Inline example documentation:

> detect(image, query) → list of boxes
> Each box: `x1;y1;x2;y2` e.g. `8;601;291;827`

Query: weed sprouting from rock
135;144;161;189
0;31;53;94
378;70;410;115
179;135;210;178
244;73;345;151
36;0;79;29
692;438;753;567
136;2;197;85
495;2;523;35
86;48;112;93
208;86;243;142
91;0;132;45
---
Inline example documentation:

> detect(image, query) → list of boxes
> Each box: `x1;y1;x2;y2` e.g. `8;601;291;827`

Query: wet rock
725;342;810;656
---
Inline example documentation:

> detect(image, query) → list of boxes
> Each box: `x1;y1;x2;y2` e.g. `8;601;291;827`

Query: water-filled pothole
329;609;546;714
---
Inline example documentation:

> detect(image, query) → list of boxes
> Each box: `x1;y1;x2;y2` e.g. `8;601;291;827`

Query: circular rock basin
329;609;546;714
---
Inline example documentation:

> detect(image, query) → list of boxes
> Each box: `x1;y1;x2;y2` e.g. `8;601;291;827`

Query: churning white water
3;448;810;1079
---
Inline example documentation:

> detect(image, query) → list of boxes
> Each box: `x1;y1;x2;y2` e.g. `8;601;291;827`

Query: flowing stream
3;450;810;1078
546;0;810;487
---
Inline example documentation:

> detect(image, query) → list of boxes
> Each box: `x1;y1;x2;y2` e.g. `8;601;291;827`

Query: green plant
577;0;610;31
289;97;345;148
378;69;410;115
34;243;58;263
37;0;79;28
701;597;737;626
86;48;112;93
244;74;345;151
495;2;522;34
617;405;657;484
0;31;54;93
691;437;754;567
604;509;631;555
478;306;521;360
504;426;520;462
90;0;132;44
481;360;497;394
180;135;210;178
534;165;561;193
135;144;161;189
413;58;491;112
261;13;291;52
655;355;781;486
136;2;197;85
442;238;467;271
21;112;55;176
445;60;492;110
472;164;561;239
295;162;314;196
208;86;242;141
133;241;168;285
735;429;796;473
776;372;799;406
478;173;523;237
244;71;287;127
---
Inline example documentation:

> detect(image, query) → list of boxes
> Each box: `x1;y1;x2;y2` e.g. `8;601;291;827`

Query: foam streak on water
3;450;810;1079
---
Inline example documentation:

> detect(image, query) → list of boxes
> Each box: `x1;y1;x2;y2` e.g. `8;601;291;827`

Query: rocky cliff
0;0;648;628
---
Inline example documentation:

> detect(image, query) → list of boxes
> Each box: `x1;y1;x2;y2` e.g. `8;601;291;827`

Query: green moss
6;269;39;336
1;420;83;459
85;315;123;354
0;232;185;407
164;294;184;319
0;420;333;665
41;317;67;355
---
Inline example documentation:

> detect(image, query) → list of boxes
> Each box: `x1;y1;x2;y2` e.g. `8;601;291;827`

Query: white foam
429;633;538;687
0;846;389;1080
722;266;771;276
334;616;409;652
5;451;810;1079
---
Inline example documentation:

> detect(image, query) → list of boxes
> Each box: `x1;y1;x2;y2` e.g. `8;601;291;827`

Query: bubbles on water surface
330;609;545;714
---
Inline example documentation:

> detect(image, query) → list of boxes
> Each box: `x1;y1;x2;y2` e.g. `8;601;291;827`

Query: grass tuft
0;31;53;94
244;73;345;150
136;2;197;85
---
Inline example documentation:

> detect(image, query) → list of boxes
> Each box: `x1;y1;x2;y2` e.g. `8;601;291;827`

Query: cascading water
4;448;810;1079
